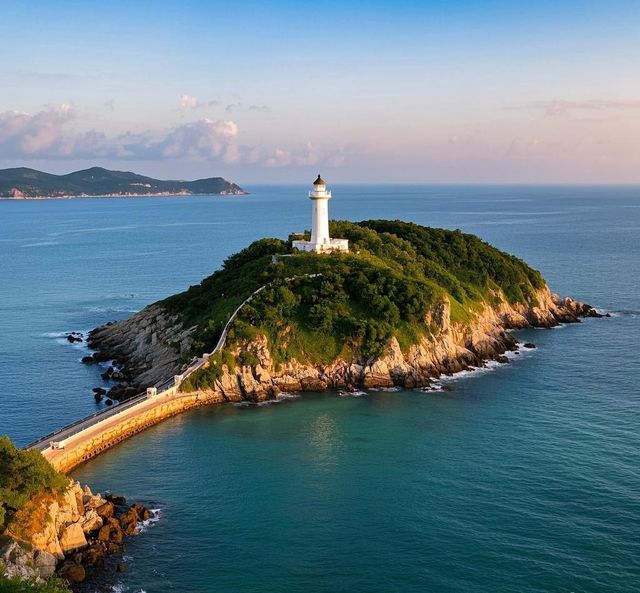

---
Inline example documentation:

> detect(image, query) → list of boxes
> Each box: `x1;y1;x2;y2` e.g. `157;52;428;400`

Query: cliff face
202;287;595;401
88;285;598;403
87;304;197;395
1;482;152;585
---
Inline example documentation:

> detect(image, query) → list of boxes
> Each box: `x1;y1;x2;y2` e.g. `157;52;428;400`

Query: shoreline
0;191;248;201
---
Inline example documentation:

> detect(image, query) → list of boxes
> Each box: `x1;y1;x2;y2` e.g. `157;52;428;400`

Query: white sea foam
339;390;367;397
256;392;301;406
85;306;140;314
418;345;536;392
368;386;402;392
136;508;161;534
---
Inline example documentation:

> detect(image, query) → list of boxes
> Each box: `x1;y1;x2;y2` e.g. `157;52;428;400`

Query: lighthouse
292;175;349;253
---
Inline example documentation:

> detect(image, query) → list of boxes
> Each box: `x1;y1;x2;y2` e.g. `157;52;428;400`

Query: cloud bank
0;105;345;169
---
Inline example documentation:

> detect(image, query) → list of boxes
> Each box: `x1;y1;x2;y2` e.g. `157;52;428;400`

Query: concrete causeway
29;274;321;472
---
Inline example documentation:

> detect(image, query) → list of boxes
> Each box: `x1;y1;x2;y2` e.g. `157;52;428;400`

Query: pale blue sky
1;1;639;183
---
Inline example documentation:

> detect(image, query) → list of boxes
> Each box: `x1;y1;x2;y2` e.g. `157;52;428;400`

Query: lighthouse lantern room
292;175;349;253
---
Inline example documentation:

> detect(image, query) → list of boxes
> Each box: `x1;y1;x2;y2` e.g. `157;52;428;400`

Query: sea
1;185;639;593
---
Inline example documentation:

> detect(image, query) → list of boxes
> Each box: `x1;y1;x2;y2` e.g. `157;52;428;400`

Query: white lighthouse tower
292;175;349;253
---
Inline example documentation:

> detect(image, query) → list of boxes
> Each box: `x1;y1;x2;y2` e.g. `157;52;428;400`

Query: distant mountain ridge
0;167;246;198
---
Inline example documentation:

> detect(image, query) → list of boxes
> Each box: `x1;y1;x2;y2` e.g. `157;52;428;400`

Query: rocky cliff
87;285;600;404
1;482;153;585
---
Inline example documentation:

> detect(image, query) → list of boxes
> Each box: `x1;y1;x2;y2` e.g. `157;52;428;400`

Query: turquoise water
1;186;639;592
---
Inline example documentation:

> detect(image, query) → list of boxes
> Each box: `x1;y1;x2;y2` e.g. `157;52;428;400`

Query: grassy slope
160;221;545;391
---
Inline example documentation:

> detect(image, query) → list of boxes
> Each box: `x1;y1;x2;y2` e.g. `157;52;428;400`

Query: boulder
523;343;536;349
82;543;106;568
81;509;103;533
97;525;111;542
58;560;86;583
92;387;107;396
119;507;139;536
82;355;96;364
33;549;58;579
117;562;126;572
58;522;87;553
106;494;127;506
95;501;114;518
0;540;41;582
131;503;151;521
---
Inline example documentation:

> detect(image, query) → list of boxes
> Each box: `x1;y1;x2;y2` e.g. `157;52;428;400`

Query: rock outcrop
1;482;154;585
87;304;197;396
88;285;601;404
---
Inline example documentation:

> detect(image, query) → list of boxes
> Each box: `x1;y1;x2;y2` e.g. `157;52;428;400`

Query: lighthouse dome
313;174;326;186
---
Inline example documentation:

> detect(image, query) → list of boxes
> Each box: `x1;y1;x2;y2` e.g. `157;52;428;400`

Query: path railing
26;273;321;452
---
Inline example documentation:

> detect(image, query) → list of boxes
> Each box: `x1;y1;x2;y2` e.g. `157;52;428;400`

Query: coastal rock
33;549;58;578
58;560;86;583
88;280;597;407
0;540;42;581
95;501;114;519
88;303;197;388
81;509;103;533
58;523;87;553
106;494;127;506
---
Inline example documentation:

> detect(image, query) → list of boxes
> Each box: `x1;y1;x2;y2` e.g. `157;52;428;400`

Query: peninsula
0;167;246;198
89;219;599;406
29;178;602;475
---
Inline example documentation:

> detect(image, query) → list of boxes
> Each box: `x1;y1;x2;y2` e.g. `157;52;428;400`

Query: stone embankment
90;285;602;405
1;482;153;585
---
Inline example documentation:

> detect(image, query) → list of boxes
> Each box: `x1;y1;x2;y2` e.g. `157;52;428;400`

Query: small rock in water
496;355;509;364
106;494;127;506
66;333;83;343
523;343;537;349
117;562;126;573
105;399;113;406
93;387;107;395
81;355;95;364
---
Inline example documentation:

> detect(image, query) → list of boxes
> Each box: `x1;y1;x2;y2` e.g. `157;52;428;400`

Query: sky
1;0;639;184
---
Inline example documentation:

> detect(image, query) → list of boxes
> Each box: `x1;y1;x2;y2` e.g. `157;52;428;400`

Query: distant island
0;167;246;199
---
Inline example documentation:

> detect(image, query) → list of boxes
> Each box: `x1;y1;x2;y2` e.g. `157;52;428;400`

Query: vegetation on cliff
159;221;546;392
0;576;71;593
0;437;69;532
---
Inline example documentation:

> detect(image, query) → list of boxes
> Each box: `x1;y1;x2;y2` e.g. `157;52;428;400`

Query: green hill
160;220;547;391
0;167;246;198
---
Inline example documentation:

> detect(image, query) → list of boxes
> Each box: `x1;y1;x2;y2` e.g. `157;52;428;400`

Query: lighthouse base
292;238;349;254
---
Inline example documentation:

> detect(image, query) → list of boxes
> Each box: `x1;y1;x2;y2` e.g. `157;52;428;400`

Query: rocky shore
1;481;154;586
87;286;603;404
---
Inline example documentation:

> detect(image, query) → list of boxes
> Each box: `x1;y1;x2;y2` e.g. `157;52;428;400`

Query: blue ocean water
1;186;639;592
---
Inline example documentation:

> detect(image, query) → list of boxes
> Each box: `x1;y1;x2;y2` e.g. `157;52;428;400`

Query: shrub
0;436;69;532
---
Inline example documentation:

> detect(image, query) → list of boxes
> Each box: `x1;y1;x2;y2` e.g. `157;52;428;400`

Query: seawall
43;390;222;473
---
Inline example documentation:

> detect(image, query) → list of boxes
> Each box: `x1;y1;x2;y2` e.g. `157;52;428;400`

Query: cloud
0;105;239;161
535;99;640;117
0;105;346;168
179;94;200;110
263;142;345;168
0;103;75;155
248;104;270;112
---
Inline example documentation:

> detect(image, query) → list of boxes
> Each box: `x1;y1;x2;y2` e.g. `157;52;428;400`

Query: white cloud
179;94;200;110
0;105;347;169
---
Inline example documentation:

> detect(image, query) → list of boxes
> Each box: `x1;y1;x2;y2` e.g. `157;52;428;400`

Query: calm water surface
1;186;639;592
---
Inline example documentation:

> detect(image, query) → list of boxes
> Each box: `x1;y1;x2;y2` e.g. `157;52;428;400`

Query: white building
292;175;349;253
